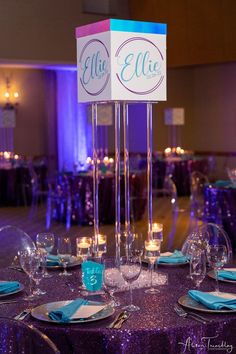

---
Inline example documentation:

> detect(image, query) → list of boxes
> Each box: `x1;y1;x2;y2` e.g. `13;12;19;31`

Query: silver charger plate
178;294;236;313
208;270;236;284
46;256;82;269
0;281;24;298
31;300;115;324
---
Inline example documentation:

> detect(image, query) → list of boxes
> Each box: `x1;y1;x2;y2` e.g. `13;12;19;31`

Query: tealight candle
145;240;160;252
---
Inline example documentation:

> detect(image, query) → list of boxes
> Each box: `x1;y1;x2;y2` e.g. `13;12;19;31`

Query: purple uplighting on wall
56;70;91;172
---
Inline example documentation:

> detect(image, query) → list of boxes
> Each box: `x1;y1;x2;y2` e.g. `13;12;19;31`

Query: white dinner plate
31;300;115;324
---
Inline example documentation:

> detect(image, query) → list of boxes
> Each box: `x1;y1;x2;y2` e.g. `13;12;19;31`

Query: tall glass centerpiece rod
123;102;130;234
92;103;99;254
115;102;121;265
147;103;153;241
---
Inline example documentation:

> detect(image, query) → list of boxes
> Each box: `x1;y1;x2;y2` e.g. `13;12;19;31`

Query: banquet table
53;172;146;225
153;158;209;196
1;265;236;354
0;165;47;206
204;183;236;252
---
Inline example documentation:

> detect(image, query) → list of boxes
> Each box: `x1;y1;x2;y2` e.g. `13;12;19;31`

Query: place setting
177;243;236;317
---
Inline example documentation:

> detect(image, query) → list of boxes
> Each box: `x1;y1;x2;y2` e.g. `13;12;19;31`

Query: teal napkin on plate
158;250;188;264
46;255;61;266
0;281;20;294
48;298;89;323
218;270;236;281
188;290;236;310
214;180;236;188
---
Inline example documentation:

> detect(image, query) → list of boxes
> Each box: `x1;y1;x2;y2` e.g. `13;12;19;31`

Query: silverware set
174;304;212;324
107;310;130;329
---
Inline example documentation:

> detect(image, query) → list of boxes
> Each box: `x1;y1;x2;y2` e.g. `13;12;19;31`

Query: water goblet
190;251;206;289
120;255;142;312
144;239;161;294
36;232;55;278
103;257;121;307
57;236;72;276
19;249;41;300
207;244;227;294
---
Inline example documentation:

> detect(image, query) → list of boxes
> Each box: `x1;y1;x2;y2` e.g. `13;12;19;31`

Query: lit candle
145;240;160;251
98;234;106;245
77;237;91;248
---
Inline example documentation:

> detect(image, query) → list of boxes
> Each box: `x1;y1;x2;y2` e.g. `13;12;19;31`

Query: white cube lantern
76;19;167;103
164;108;185;126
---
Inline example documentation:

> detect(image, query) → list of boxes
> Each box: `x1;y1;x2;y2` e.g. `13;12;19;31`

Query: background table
1;265;236;354
204;183;236;251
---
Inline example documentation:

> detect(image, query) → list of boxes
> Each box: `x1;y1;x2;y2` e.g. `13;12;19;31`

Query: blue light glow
56;70;91;172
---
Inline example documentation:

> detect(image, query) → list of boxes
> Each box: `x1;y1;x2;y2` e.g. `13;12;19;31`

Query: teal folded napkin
48;298;88;323
218;270;236;281
0;281;20;294
46;255;61;266
214;180;236;188
158;250;188;264
188;290;236;310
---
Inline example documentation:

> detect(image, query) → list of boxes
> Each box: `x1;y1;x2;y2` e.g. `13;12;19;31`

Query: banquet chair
181;222;233;262
190;171;209;219
28;162;48;218
0;225;35;268
46;175;72;230
0;317;60;354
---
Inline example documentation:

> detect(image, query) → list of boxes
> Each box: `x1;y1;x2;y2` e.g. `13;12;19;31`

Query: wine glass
190;251;206;289
120;255;142;312
57;237;72;276
19;249;41;300
36;233;55;278
31;250;46;296
103;257;121;307
207;245;227;294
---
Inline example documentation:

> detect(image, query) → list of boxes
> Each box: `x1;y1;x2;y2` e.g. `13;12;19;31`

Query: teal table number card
82;261;104;292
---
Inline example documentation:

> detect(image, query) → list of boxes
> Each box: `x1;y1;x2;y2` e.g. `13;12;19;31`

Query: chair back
181;222;232;262
190;171;209;218
0;225;35;268
0;317;60;354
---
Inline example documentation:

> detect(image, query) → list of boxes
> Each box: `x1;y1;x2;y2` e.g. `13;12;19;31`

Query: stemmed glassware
19;249;41;300
189;250;206;289
103;257;121;307
36;233;55;278
207;244;227;294
144;239;161;294
120;255;142;312
57;236;72;276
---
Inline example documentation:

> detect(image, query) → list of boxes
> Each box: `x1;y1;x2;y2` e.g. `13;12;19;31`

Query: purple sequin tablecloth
1;266;236;354
204;184;236;251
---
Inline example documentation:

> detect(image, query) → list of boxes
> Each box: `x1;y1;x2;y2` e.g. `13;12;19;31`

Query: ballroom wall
0;61;235;162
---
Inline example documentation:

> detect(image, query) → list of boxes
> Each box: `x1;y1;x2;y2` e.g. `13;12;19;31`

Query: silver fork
14;309;31;321
174;304;208;324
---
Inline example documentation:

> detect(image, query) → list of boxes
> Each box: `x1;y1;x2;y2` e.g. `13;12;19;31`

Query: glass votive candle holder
152;223;163;241
76;237;92;261
97;234;107;257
